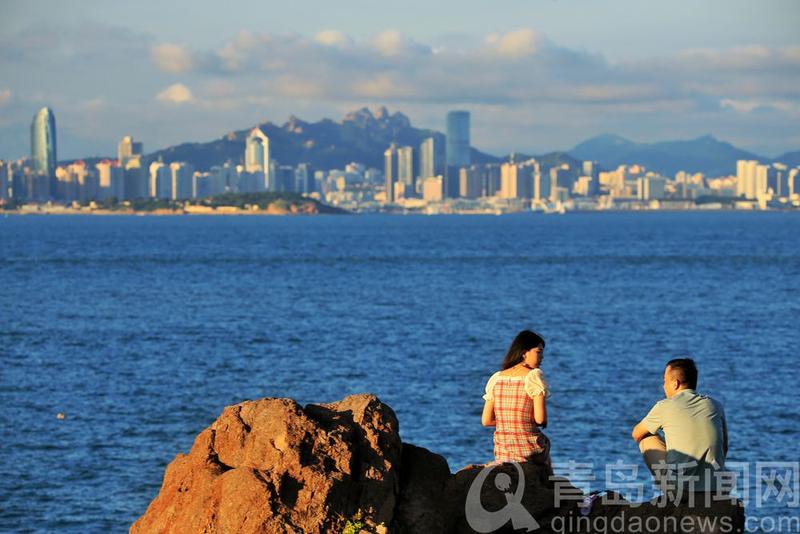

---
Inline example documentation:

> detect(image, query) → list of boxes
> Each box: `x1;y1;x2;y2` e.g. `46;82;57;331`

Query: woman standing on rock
481;330;551;467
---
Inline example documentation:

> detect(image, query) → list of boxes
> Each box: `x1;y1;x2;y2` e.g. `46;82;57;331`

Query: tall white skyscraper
245;128;270;191
384;143;399;203
149;161;171;199
736;160;761;199
419;137;440;180
95;160;124;200
397;146;415;193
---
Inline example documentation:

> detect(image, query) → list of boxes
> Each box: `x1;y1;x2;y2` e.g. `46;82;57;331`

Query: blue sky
1;0;799;160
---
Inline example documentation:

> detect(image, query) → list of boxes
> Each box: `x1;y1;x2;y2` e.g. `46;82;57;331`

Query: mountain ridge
57;107;796;177
569;133;770;176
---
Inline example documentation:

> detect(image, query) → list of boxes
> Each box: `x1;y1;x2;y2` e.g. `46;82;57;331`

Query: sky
1;0;799;160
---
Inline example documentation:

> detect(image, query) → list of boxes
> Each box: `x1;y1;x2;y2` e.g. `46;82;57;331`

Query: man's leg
639;435;667;486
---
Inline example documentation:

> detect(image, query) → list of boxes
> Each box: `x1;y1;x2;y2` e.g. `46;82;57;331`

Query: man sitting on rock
631;358;728;501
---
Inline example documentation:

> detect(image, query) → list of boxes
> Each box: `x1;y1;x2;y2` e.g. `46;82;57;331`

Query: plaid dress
488;374;551;463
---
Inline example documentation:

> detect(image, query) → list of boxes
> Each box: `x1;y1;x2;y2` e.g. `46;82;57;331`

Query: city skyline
1;1;798;159
5;100;796;213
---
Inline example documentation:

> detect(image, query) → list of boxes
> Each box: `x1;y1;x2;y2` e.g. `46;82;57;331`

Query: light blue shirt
643;389;727;491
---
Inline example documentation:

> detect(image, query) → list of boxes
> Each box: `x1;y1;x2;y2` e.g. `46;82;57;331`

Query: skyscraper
384;143;399;204
295;163;314;194
118;135;143;167
445;111;470;198
31;107;57;198
118;135;146;199
245;128;271;191
149;161;171;199
446;111;471;168
397;146;415;194
500;162;533;200
170;162;195;200
95;160;124;200
419;137;441;180
459;165;482;198
736;160;758;199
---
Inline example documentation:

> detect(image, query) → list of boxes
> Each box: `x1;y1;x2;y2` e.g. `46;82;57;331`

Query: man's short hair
666;358;698;389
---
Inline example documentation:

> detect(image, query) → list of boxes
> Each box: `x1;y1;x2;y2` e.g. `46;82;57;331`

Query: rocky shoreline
131;394;744;533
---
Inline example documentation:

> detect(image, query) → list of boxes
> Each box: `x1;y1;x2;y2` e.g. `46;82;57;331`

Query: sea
1;212;798;532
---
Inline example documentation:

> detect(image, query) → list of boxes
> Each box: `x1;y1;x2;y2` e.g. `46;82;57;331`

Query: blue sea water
1;212;798;532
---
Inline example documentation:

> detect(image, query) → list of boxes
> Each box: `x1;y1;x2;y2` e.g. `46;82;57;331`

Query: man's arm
632;401;663;443
631;420;656;443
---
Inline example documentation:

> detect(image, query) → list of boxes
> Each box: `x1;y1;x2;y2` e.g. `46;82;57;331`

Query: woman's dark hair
501;330;546;370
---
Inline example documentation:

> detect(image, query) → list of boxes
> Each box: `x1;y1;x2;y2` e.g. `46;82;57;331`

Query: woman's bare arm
533;394;547;428
481;399;496;426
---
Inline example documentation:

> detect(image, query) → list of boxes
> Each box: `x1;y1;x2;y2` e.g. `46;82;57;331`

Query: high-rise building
397;146;415;194
534;170;551;201
118;135;146;200
149;161;171;199
95;160;124;200
295;163;314;194
638;176;666;200
419;137;441;180
118;135;143;167
170;162;194;200
459;166;482;198
768;163;787;197
0;160;8;201
445;111;470;198
549;166;570;202
789;168;800;197
123;159;146;200
422;176;443;202
446;111;470;168
482;164;502;197
500;162;532;199
384;143;399;203
736;160;761;199
30;107;57;198
245;128;270;191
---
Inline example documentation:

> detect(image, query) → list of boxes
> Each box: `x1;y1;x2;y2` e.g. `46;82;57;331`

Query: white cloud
151;43;194;73
485;28;541;59
156;83;193;104
314;29;351;48
0;89;11;106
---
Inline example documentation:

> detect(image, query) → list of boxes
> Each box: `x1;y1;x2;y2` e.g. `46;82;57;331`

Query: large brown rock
131;394;402;534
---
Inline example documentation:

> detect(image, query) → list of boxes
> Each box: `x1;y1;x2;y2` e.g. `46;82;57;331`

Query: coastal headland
1;192;348;216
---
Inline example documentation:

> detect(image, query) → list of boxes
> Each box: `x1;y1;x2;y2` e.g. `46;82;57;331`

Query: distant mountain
148;106;500;172
570;134;767;176
774;150;800;167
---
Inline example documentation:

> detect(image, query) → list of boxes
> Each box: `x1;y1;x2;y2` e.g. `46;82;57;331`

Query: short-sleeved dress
483;368;551;463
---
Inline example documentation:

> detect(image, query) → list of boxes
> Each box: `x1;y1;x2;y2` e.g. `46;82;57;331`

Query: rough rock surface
132;394;745;533
131;394;402;534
